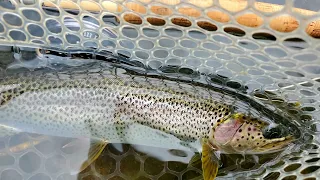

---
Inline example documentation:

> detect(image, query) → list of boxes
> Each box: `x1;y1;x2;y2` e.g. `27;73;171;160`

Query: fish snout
231;121;295;154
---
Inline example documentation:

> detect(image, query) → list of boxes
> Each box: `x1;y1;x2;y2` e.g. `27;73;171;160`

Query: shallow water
0;48;318;180
0;133;202;180
0;132;291;180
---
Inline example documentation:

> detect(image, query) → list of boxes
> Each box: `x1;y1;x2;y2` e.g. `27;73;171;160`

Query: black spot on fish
239;129;242;132
251;136;254;139
241;136;244;138
248;128;251;131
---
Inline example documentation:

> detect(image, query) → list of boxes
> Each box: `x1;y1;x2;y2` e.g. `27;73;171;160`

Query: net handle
43;1;319;38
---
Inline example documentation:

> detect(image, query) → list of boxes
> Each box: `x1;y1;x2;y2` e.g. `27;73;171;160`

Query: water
1;133;202;180
0;48;315;180
0;132;290;180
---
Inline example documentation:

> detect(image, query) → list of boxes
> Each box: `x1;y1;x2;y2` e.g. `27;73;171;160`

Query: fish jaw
248;136;294;154
209;113;295;154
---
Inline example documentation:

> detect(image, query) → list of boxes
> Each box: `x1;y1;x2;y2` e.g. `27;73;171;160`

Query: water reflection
0;133;202;180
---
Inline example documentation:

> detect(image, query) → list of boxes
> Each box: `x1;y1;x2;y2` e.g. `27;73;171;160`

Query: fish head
209;113;295;154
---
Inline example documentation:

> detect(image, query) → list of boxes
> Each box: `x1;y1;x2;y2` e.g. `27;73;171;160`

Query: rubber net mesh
0;0;320;180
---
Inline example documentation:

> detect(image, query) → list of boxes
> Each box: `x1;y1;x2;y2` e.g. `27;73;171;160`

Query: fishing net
0;0;320;179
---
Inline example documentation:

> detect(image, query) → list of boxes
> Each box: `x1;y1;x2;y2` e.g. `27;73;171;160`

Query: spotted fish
0;67;299;179
202;113;295;179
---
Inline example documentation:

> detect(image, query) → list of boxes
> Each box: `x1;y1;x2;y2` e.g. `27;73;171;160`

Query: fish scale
0;67;301;180
0;73;228;151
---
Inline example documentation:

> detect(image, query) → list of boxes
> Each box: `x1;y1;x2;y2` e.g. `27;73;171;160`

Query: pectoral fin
202;141;219;180
0;124;21;137
79;139;108;172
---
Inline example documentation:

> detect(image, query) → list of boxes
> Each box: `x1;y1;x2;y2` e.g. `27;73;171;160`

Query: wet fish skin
0;71;294;154
0;70;298;180
0;73;230;151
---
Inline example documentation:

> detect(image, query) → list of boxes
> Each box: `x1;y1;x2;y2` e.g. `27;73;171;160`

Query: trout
0;66;299;179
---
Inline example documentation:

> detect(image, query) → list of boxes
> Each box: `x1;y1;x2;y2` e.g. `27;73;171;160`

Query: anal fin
188;153;202;168
202;140;219;180
78;139;108;173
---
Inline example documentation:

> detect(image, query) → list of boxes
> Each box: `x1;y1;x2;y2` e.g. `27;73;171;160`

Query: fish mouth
254;135;295;154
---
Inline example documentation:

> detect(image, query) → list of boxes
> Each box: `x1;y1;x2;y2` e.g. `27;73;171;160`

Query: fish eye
262;125;288;139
